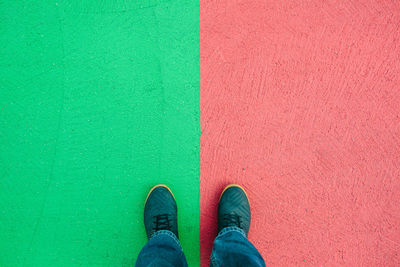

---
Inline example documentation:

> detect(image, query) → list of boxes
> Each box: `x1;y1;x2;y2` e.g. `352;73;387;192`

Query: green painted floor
0;1;199;266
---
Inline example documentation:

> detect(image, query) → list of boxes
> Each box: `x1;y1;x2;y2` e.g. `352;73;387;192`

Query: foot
218;184;251;236
144;185;179;239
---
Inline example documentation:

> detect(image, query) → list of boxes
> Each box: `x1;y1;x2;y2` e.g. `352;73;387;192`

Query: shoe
144;184;179;239
218;184;251;236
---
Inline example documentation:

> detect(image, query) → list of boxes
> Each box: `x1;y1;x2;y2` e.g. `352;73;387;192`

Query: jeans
135;227;266;267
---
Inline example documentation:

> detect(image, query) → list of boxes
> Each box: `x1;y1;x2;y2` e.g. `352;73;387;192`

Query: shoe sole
219;184;249;201
145;184;176;206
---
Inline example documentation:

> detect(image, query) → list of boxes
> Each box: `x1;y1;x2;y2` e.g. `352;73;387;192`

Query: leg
135;185;188;267
210;184;266;267
135;230;187;267
210;226;265;267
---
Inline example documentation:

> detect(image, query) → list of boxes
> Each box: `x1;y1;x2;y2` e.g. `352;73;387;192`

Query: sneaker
144;184;179;239
218;184;251;236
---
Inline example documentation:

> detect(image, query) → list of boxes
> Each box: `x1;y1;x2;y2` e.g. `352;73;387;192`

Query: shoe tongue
154;214;172;231
224;213;241;227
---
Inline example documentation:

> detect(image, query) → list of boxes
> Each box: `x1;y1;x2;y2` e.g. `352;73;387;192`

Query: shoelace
153;214;172;232
223;213;242;228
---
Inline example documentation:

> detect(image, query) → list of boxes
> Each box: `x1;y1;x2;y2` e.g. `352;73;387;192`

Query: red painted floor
201;1;400;266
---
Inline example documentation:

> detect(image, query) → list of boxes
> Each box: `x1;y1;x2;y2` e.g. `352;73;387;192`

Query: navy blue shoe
218;184;251;236
144;185;178;239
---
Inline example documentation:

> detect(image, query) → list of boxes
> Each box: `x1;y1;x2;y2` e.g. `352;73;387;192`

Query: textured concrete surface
0;1;199;266
2;0;400;266
201;0;400;266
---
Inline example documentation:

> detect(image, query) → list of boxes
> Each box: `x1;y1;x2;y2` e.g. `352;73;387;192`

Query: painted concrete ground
1;0;400;266
201;0;400;266
0;1;199;266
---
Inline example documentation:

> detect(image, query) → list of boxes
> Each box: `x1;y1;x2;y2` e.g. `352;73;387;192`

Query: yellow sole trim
145;184;176;206
219;184;249;201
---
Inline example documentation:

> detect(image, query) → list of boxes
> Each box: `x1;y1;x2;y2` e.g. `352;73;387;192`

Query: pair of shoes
144;184;251;239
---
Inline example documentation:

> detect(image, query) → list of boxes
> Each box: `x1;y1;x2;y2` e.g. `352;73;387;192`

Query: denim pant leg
210;226;266;267
135;230;188;267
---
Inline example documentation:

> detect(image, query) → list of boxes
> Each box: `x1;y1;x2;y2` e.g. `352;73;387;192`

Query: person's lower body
135;230;187;267
135;184;266;267
210;226;265;267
